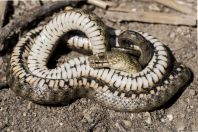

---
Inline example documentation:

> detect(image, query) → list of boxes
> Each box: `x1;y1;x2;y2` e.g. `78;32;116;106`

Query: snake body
7;9;191;112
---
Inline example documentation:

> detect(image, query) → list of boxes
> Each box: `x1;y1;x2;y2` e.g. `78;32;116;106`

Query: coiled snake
7;9;191;112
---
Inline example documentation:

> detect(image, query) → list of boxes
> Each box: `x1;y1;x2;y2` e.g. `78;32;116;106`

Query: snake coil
7;9;191;112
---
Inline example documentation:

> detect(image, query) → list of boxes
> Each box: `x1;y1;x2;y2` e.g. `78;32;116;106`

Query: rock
144;112;152;124
23;112;27;117
180;114;185;118
33;112;37;117
169;32;176;38
189;89;196;96
83;109;93;123
131;8;136;12
187;105;193;112
145;116;152;124
167;114;173;121
27;102;32;110
161;118;165;122
59;122;63;126
122;120;132;129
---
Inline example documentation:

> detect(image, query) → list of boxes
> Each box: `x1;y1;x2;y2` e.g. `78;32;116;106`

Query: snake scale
7;9;191;112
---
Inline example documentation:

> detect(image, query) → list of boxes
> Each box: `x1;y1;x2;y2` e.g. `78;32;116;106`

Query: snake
6;9;191;112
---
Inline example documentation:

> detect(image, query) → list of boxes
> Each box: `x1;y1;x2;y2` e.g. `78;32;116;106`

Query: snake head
88;52;109;68
88;51;142;74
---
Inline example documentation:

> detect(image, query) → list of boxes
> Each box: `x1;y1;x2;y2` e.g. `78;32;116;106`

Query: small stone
186;105;193;112
131;8;136;12
64;6;73;11
59;122;63;126
144;112;152;124
145;116;152;124
190;105;194;109
187;108;191;112
33;112;37;117
161;118;165;122
167;114;173;121
0;107;3;111
122;120;132;128
189;89;196;96
180;114;185;118
27;102;32;110
83;109;93;123
169;32;176;38
23;112;27;116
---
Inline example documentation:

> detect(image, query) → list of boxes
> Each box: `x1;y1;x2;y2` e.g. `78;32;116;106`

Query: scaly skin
7;9;192;112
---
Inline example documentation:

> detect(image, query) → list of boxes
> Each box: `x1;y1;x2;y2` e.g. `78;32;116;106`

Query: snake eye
97;54;105;60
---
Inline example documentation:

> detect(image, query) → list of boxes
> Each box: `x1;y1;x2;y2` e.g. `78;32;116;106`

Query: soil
0;0;197;132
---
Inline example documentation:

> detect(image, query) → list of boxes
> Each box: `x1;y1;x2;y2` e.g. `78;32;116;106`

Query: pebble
187;108;191;112
131;8;136;12
169;32;176;38
145;116;152;124
187;105;193;112
160;118;165;122
180;114;185;118
144;112;152;124
27;102;32;110
189;89;196;96
33;112;37;117
0;107;3;111
83;109;93;123
23;112;27;116
122;120;132;128
59;122;63;126
167;114;173;121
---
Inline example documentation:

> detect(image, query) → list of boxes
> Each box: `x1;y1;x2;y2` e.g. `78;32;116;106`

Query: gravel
0;0;197;131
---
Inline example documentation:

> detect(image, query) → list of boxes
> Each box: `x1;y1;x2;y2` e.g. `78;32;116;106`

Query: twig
108;7;130;13
153;0;196;16
105;11;196;26
87;0;110;9
0;0;85;52
0;0;8;27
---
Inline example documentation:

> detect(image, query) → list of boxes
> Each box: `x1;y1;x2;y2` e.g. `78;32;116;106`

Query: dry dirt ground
0;0;197;132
